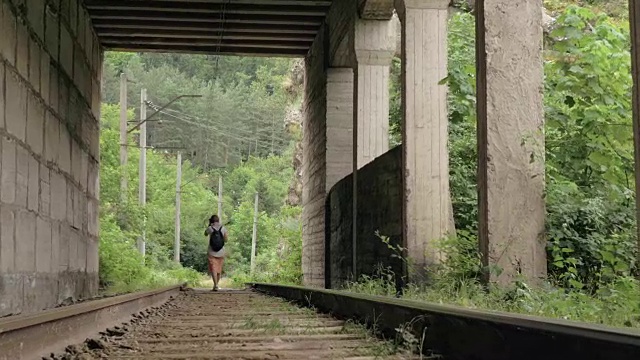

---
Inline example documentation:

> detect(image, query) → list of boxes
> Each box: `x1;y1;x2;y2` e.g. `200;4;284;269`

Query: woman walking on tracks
205;215;228;291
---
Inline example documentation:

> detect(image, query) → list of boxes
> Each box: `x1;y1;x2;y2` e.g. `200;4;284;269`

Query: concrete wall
302;26;328;287
0;0;101;316
326;146;403;290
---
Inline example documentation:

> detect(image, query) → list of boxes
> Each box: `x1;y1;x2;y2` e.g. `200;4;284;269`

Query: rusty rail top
249;283;640;360
0;284;183;360
0;284;182;334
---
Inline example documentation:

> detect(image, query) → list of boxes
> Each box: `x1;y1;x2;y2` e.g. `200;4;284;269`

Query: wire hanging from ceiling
214;0;232;76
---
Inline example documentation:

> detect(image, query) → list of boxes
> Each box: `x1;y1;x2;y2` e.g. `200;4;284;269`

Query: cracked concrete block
44;111;60;163
39;164;51;217
91;79;100;120
27;155;39;212
59;124;71;174
45;4;60;62
67;229;78;271
16;21;29;79
87;118;99;159
15;210;36;272
51;221;59;271
0;206;15;272
69;0;78;36
36;216;52;273
0;64;4;130
23;273;58;313
6;70;27;142
1;137;17;204
73;45;84;96
83;14;92;62
76;234;86;272
59;76;69;119
27;0;45;41
79;149;88;190
15;145;29;208
50;171;67;221
66;182;74;226
87;197;97;237
73;186;83;230
27;94;45;156
59;25;73;78
0;274;24;317
49;64;59;113
87;159;98;198
71;139;82;184
58;225;70;271
40;52;50;104
77;8;85;53
1;2;17;65
28;39;41;92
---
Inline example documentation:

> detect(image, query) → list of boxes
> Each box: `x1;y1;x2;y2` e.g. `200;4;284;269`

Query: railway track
1;284;640;360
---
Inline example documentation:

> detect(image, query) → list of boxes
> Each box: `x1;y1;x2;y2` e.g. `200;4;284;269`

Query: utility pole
119;73;128;203
224;144;229;166
174;152;182;263
138;88;147;257
250;192;259;275
270;118;275;154
217;176;223;220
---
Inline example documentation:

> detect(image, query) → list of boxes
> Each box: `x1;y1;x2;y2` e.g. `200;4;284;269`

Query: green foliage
366;3;640;327
543;6;638;285
99;103;207;291
101;53;294;169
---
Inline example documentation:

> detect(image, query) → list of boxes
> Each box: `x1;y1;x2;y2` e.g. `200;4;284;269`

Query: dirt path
52;289;418;359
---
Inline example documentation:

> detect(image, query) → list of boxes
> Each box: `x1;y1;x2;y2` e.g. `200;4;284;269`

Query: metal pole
218;176;223;220
127;94;202;134
119;73;128;204
630;0;640;272
174;152;182;263
138;88;147;257
250;192;259;275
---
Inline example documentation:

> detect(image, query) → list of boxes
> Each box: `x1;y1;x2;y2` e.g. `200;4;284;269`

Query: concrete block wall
0;0;102;317
326;146;404;290
302;26;328;287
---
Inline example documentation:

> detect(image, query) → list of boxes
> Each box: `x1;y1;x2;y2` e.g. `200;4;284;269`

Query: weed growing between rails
345;233;640;328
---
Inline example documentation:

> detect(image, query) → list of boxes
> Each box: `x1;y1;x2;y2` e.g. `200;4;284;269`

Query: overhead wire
146;104;290;154
146;102;292;144
152;107;290;143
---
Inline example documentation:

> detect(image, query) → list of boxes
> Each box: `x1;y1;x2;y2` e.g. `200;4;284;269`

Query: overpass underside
2;0;640;316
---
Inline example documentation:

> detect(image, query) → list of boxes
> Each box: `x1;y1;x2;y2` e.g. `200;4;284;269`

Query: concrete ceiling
85;0;333;57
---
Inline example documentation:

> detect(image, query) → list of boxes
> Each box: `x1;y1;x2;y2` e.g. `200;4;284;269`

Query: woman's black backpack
209;226;225;252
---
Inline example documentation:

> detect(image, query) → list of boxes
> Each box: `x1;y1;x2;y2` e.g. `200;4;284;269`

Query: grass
345;274;640;329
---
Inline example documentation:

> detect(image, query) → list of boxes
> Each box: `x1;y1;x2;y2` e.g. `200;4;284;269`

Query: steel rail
249;283;640;360
0;284;183;360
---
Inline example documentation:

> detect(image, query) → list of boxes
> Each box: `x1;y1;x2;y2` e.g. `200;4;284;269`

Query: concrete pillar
629;0;640;271
395;0;453;278
352;19;395;169
326;68;354;191
0;0;102;316
476;0;546;284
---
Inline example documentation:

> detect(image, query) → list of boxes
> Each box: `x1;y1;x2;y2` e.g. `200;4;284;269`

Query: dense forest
98;0;639;327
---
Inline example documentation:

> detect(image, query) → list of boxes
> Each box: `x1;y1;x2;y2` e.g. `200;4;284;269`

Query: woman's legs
211;257;224;290
208;256;218;290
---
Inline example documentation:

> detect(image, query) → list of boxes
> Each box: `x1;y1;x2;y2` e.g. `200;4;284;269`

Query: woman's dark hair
209;215;219;224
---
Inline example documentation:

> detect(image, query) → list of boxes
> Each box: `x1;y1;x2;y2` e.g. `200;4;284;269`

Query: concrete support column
352;19;395;169
326;68;354;191
302;28;354;287
476;0;546;284
396;0;453;278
